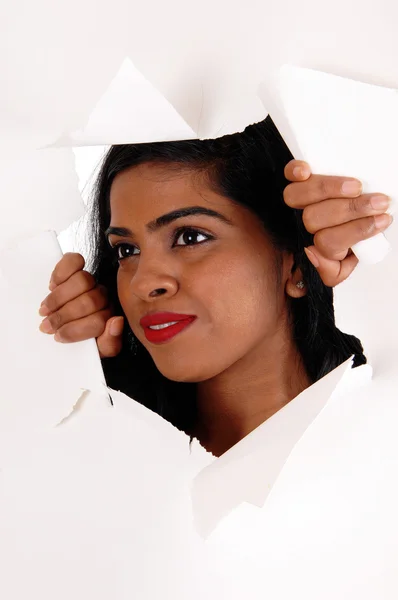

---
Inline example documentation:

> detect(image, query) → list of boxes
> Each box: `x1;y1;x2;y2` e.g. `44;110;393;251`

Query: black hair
87;116;366;437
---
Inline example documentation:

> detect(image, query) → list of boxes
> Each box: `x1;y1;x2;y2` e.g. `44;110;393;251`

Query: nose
128;257;179;301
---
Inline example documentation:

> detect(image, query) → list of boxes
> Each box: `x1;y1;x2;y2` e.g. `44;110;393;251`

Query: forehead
109;162;236;222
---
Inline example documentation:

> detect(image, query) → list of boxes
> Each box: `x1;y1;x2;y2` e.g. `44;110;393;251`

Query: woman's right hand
38;252;124;358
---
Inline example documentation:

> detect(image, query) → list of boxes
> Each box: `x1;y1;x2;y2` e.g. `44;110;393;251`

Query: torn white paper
53;58;197;146
0;230;107;434
57;145;108;255
192;358;372;538
2;0;398;149
0;148;84;251
2;3;398;598
258;66;398;264
333;247;398;367
0;384;215;600
51;57;266;145
0;0;127;150
201;367;398;599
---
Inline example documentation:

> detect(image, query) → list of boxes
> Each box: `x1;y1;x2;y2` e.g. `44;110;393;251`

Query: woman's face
107;162;301;382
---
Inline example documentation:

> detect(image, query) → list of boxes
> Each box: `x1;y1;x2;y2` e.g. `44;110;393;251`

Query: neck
194;328;311;457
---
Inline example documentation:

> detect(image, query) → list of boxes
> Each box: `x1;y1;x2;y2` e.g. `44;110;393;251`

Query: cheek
197;253;277;342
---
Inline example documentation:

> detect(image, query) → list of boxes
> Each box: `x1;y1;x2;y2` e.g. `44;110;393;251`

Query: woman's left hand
283;160;393;287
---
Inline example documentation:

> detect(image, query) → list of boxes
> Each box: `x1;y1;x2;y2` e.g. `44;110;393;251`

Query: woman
39;117;392;456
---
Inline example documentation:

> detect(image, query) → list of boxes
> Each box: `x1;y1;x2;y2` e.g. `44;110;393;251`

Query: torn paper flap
199;368;398;600
192;358;373;538
119;0;398;142
51;57;266;146
0;230;107;435
333;248;398;368
0;381;216;600
0;148;84;251
51;58;197;147
258;66;398;264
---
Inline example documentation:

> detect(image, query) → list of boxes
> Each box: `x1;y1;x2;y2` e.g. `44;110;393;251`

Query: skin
38;160;393;455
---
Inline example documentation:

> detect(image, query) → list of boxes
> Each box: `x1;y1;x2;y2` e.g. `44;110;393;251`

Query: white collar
191;357;373;537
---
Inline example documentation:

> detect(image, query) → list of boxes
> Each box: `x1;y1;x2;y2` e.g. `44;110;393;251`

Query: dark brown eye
174;229;209;246
113;243;139;261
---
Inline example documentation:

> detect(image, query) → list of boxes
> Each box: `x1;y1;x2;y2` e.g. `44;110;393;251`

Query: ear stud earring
296;281;305;289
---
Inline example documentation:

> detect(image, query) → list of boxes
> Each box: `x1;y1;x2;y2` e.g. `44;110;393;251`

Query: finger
39;288;109;334
302;194;391;234
49;253;85;290
313;214;393;261
50;309;112;343
284;175;363;209
304;246;359;287
284;160;312;181
40;271;99;316
97;317;124;358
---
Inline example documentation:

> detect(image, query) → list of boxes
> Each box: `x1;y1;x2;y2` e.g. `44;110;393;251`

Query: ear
284;257;307;299
286;275;307;299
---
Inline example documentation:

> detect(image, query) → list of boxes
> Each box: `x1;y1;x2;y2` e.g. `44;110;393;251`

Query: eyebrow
105;206;233;239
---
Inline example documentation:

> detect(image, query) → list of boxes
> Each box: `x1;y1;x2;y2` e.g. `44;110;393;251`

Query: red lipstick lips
140;312;197;344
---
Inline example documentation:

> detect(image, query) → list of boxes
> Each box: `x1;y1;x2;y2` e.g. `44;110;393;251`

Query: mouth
140;312;197;344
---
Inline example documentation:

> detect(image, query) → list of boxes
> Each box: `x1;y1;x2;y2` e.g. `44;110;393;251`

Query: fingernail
341;180;362;196
39;303;50;317
370;195;391;211
49;280;56;291
304;247;320;268
54;331;62;341
293;166;310;179
39;318;54;334
374;214;393;229
110;317;124;337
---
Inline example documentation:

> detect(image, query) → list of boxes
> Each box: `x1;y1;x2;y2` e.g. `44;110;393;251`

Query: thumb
97;316;124;358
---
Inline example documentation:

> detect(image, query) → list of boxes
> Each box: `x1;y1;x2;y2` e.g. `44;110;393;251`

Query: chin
154;359;221;384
